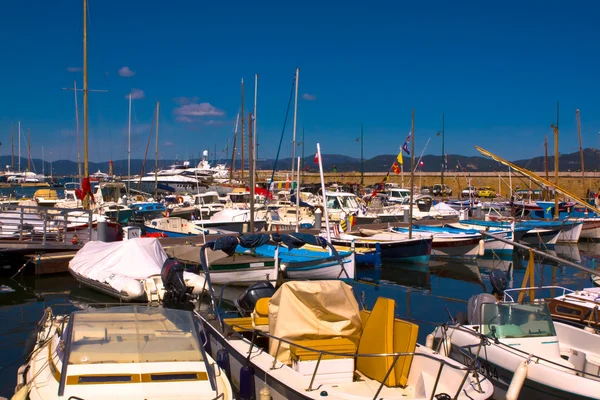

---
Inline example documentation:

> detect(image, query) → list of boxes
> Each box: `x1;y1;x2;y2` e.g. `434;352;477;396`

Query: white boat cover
69;238;169;293
268;280;362;363
433;202;459;215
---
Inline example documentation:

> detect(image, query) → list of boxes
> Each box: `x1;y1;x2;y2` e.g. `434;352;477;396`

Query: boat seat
251;297;270;331
356;298;397;386
290;338;356;361
223;317;253;332
393;318;419;387
356;298;419;388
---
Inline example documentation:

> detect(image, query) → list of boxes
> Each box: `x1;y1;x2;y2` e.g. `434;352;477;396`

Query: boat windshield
481;302;556;339
339;195;358;209
197;195;219;205
67;306;203;365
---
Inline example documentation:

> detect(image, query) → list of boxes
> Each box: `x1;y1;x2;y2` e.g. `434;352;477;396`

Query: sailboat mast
74;80;82;184
552;102;559;219
27;128;31;171
248;112;255;232
291;68;299;184
155;101;159;199
18;121;21;173
127;93;132;196
230;113;239;181
576;109;585;197
408;109;415;239
10;123;14;171
253;74;258;179
83;0;89;182
241;78;245;184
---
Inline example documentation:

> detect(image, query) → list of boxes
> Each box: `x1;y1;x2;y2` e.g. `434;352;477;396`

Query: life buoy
177;196;184;204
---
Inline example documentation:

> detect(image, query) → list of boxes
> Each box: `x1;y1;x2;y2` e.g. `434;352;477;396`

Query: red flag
314;152;319;163
392;161;400;175
419;160;424;166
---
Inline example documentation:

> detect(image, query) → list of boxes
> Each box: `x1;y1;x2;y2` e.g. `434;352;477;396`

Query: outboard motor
489;270;508;296
234;281;276;316
161;258;193;310
467;293;498;326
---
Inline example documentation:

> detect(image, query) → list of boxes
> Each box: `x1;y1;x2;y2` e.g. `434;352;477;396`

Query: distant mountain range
2;148;598;176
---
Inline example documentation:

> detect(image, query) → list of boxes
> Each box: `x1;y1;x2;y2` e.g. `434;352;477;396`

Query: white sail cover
69;238;168;293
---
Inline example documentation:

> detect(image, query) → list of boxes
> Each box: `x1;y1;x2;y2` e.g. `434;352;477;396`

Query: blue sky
1;0;600;164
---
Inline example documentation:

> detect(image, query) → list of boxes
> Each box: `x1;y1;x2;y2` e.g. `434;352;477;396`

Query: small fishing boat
504;285;600;330
385;226;483;259
14;305;233;400
191;260;494;400
329;232;432;264
167;240;279;286
68;237;204;301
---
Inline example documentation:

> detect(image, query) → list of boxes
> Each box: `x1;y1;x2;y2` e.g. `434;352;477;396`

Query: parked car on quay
477;186;496;198
432;184;452;196
461;186;477;198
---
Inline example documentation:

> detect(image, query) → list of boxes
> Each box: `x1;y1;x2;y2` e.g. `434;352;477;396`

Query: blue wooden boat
330;235;431;264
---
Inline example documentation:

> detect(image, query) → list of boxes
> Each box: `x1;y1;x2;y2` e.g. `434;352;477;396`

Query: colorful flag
396;150;403;165
402;132;411;155
392;161;400;175
314;152;319;163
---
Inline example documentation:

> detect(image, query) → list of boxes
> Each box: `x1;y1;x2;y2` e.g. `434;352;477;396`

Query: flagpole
317;143;331;247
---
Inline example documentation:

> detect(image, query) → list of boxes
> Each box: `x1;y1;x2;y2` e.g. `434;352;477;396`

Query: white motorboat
68;237;205;302
192;209;266;233
14;305;233;400
433;294;600;399
193;274;494;400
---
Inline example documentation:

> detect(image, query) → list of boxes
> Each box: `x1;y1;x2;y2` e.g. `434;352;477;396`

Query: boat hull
431;237;480;258
330;237;432;264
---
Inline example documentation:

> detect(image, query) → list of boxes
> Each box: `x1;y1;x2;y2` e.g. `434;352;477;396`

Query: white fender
425;333;434;349
121;279;145;299
259;386;271;400
183;272;206;294
478;239;485;256
506;360;528;400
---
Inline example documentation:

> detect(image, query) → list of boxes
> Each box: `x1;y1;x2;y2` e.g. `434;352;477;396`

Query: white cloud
125;88;144;100
302;93;316;101
118;66;136;77
66;67;82;72
174;102;225;119
164;141;174;147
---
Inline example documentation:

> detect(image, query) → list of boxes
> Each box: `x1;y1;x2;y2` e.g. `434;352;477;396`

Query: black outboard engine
234;281;276;316
489;270;508;296
161;258;194;310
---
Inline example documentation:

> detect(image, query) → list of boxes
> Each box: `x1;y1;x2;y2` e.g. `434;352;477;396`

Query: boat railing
222;323;486;399
503;286;574;302
0;204;93;245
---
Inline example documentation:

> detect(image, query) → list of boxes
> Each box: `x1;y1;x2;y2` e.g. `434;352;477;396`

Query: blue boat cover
209;233;327;256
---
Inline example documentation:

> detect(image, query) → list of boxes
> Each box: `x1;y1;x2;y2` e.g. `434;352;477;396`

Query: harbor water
0;242;597;397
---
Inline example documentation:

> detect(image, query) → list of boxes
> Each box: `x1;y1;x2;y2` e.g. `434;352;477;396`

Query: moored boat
68;237;204;301
14;305;233;400
191;267;494;399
